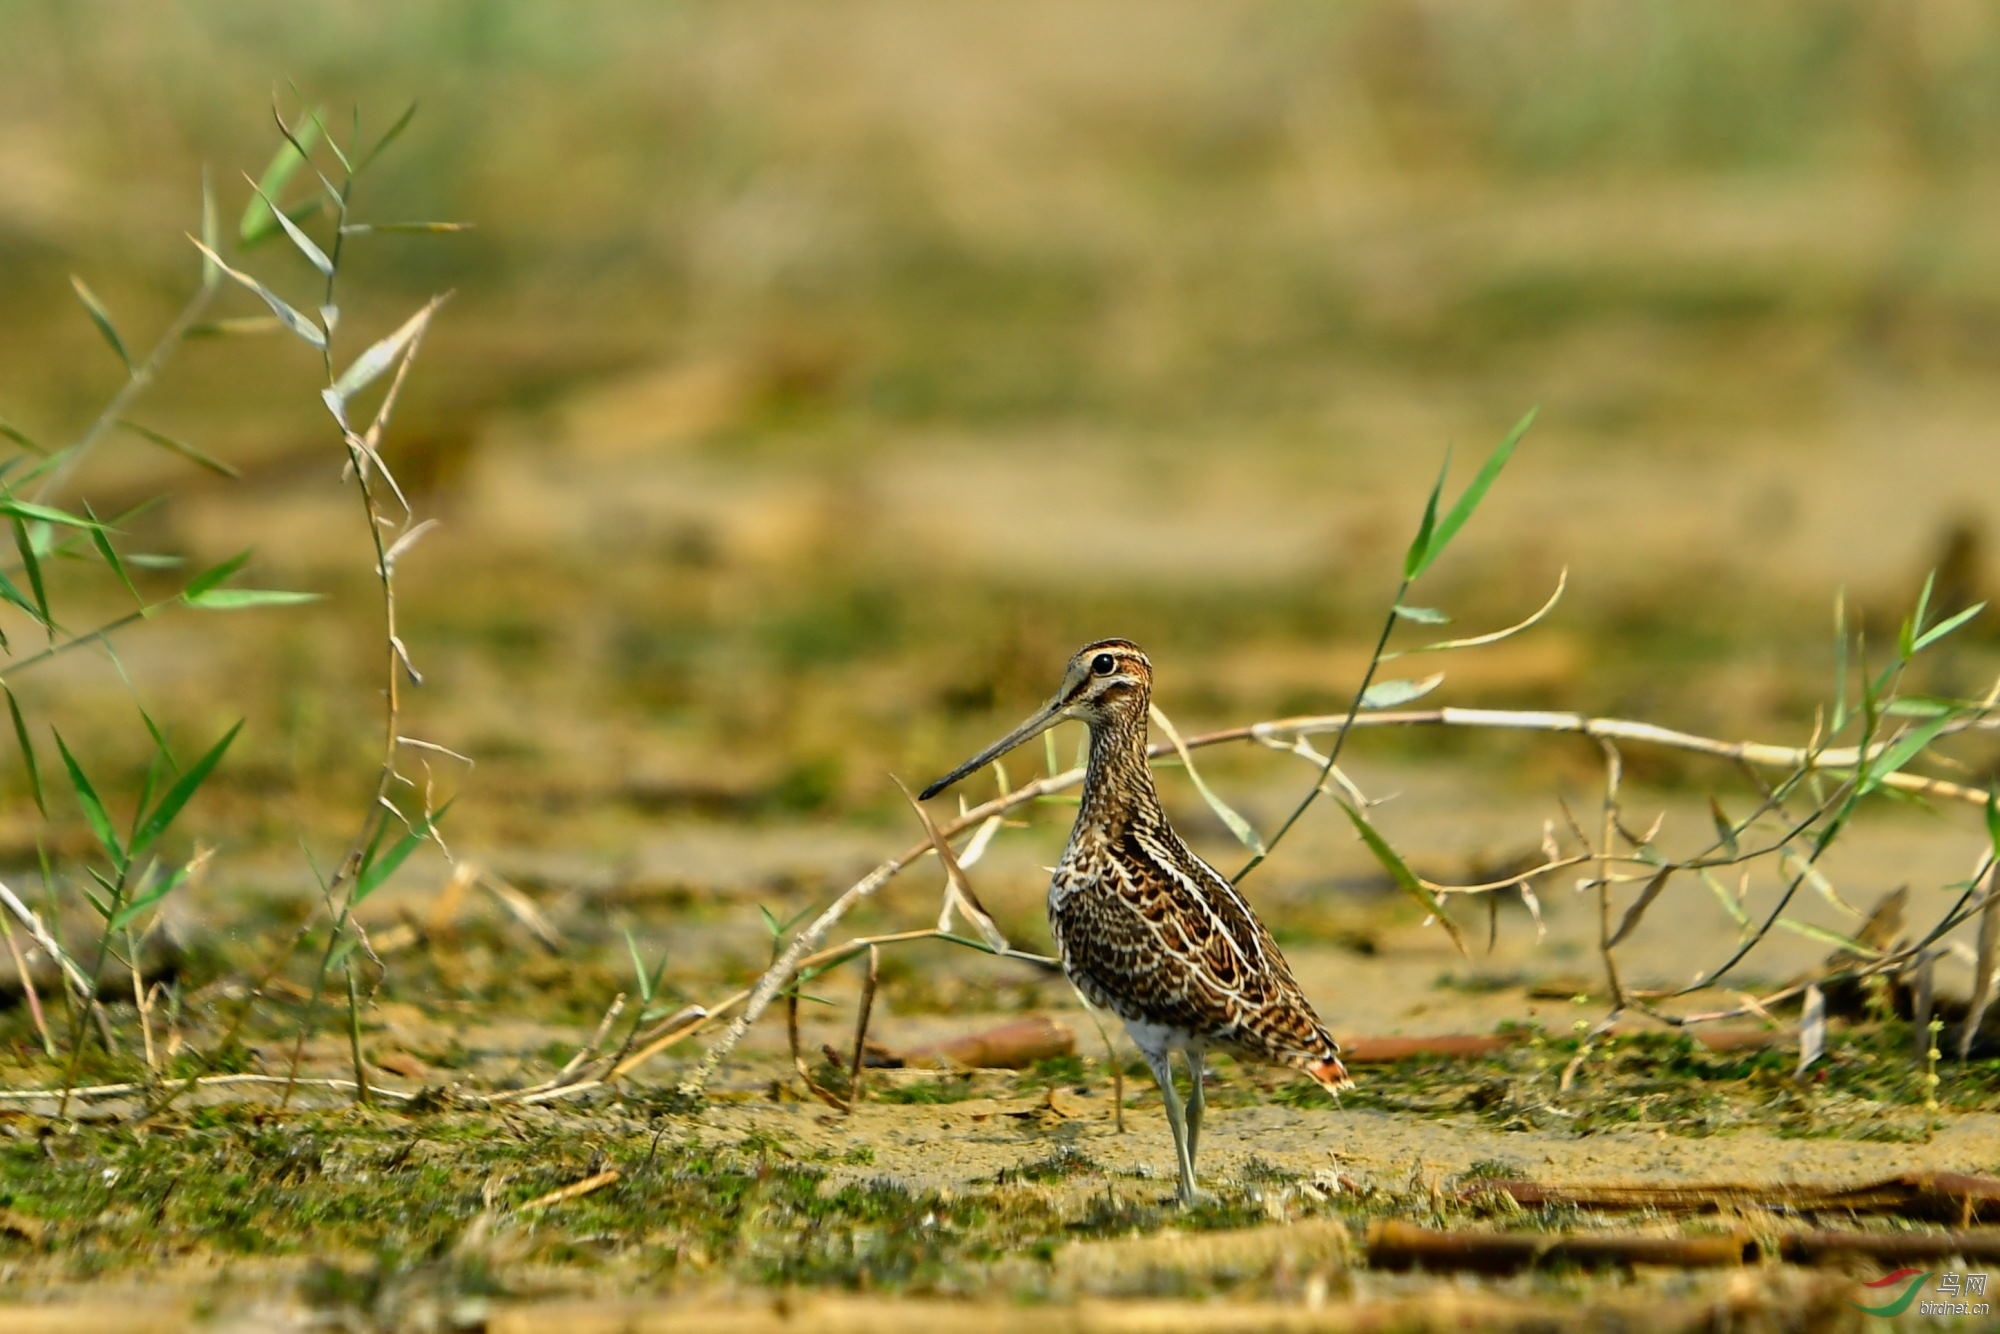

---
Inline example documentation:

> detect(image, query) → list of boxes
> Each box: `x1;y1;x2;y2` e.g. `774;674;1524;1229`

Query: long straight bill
918;700;1066;800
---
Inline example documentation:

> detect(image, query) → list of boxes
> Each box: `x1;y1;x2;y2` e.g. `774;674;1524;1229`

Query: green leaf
1900;570;1936;659
0;418;48;456
303;106;353;175
239;112;322;245
1338;801;1466;956
108;866;187;933
116;419;241;479
1403;451;1447;580
623;928;656;1004
129;720;241;861
357;99;419;173
1882;695;1961;718
3;684;45;818
243;172;334;277
184;588;322;610
86;509;142;603
53;730;125;873
354;802;450;904
1985;786;1999;860
1773;917;1880;956
1359;674;1444;710
180;549;252;601
1914;602;1985;653
9;517;51;633
69;275;132;372
1408;405;1537;581
0;497;104;529
0;568;39;621
1858;714;1955;795
354;824;427;903
1391;604;1451;625
1150;704;1264;856
187;239;326;349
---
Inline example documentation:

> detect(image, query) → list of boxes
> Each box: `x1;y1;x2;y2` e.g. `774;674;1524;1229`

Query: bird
919;639;1349;1203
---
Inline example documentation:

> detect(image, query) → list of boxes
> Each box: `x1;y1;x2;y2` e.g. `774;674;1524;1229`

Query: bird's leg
1184;1050;1206;1169
1140;1045;1197;1204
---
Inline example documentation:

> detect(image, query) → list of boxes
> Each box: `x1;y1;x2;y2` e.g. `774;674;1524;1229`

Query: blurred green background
5;0;2000;860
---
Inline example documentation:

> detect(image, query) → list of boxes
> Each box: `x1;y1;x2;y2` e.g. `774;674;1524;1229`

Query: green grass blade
0;569;37;622
355;824;428;904
184;588;322;610
243;173;333;277
0;418;49;456
354;801;451;904
69;275;132;373
1402;451;1448;580
1151;704;1264;854
10;517;52;634
623;928;656;1005
86;508;143;604
53;730;125;874
109;864;190;934
240;112;322;245
1338;801;1466;956
0;496;102;530
1858;714;1955;795
1900;570;1936;659
3;684;45;817
1914;602;1985;653
1409;405;1537;581
129;720;241;861
116;419;241;479
358;100;419;173
180;549;252;601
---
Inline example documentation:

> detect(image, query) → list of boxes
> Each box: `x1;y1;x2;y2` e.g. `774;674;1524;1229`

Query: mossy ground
3;989;1993;1323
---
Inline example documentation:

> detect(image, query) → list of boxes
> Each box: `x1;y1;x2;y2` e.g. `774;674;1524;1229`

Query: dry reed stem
683;701;1996;1093
0;914;53;1055
846;944;879;1113
0;1073;420;1105
0;878;95;1004
516;1168;620;1214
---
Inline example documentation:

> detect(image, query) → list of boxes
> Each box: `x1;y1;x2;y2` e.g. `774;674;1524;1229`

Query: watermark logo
1850;1269;1990;1319
1849;1270;1932;1318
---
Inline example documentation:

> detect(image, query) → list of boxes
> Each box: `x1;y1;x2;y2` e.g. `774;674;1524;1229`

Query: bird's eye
1090;653;1116;676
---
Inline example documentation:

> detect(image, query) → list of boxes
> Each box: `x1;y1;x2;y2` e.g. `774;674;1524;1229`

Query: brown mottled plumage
920;640;1348;1203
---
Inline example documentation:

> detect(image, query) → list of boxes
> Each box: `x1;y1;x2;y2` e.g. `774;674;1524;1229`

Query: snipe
920;639;1349;1203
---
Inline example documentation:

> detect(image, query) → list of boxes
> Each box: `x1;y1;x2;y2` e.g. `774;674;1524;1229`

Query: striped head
918;639;1151;800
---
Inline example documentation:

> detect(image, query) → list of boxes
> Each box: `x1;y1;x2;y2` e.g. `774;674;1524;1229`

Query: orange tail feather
1306;1055;1352;1092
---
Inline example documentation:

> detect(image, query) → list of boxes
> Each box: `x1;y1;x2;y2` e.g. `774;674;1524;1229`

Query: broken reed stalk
681;701;1997;1095
1367;1220;1757;1273
846;944;879;1113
